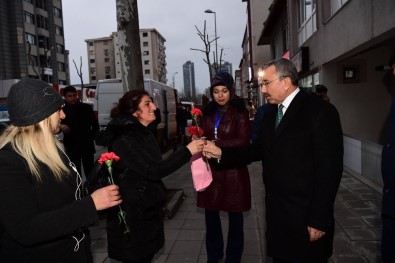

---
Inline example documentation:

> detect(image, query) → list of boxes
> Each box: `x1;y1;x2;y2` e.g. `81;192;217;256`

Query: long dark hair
110;90;150;119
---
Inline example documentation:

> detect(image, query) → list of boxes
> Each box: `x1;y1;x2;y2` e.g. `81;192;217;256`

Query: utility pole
116;0;144;91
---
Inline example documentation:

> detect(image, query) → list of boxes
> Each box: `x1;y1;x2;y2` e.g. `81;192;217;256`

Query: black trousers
205;209;244;263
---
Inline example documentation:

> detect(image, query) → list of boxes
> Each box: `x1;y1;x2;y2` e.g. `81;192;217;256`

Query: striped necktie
275;104;284;129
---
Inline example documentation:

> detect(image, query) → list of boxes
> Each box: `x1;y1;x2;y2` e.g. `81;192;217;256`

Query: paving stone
343;228;381;241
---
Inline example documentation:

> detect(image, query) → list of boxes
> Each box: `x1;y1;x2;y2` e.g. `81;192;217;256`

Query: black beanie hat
7;79;64;127
210;72;234;98
210;72;234;90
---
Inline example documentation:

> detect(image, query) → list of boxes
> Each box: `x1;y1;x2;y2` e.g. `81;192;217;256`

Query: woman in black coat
0;79;121;263
100;90;204;263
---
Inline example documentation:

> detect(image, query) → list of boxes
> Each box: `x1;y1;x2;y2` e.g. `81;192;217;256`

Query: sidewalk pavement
90;149;383;263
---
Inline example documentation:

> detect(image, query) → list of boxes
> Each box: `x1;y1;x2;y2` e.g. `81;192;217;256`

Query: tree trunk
116;0;144;91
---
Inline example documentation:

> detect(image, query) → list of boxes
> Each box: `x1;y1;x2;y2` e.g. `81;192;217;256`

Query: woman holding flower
198;72;252;263
98;90;203;263
0;79;121;263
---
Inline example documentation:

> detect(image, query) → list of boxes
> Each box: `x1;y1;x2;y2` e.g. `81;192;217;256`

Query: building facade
86;28;167;84
0;0;69;84
248;0;395;187
182;60;196;100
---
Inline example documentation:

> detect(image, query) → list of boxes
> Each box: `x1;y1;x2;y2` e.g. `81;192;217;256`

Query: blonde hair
0;112;70;181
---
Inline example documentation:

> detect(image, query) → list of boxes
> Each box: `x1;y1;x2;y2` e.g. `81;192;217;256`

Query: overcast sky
62;0;247;93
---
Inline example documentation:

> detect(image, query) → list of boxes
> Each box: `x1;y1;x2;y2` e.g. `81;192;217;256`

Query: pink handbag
190;153;213;192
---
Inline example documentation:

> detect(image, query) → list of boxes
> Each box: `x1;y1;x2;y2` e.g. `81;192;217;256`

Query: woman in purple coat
197;72;251;263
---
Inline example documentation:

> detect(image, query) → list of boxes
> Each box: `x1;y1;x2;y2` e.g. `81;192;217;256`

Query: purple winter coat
197;99;251;212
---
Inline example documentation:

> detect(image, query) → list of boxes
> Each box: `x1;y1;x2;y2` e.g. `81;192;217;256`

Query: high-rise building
182;61;196;99
210;61;233;78
86;28;167;84
0;0;69;84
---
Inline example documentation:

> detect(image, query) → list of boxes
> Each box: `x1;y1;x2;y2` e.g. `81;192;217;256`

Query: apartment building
0;0;69;84
243;0;395;187
86;28;167;84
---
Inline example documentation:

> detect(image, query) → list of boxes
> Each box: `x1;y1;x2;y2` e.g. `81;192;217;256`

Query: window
322;0;350;21
39;55;49;67
58;62;65;71
105;75;111;79
104;49;109;56
330;0;349;14
90;67;96;74
143;51;149;56
142;32;148;37
89;50;94;55
59;80;67;85
25;33;37;45
89;42;94;46
297;0;317;45
53;7;62;18
104;41;108;45
38;35;49;48
105;67;110;74
24;0;34;4
36;15;48;30
91;76;96;81
144;60;149;65
35;0;47;11
55;26;63;36
90;59;95;63
144;69;150;74
104;58;110;63
56;44;64;54
24;12;35;24
143;41;149;47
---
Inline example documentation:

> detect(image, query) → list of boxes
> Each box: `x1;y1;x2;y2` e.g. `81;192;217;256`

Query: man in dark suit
203;58;343;262
60;86;99;178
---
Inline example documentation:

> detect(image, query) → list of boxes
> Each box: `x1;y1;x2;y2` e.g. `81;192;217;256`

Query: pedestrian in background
176;103;188;142
97;90;204;263
314;84;330;102
60;85;99;177
198;72;251;263
203;58;343;263
381;53;395;263
0;79;121;263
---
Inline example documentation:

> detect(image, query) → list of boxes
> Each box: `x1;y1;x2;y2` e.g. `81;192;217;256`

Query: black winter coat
0;145;98;263
101;116;191;261
222;90;343;261
61;101;99;154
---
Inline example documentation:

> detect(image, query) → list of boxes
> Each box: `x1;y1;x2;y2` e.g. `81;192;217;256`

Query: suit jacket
62;101;99;154
222;90;343;261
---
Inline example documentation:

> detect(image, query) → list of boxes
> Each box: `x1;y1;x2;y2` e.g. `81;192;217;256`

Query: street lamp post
204;9;218;70
172;72;178;88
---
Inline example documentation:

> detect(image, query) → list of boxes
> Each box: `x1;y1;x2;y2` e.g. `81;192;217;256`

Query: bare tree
27;42;41;80
73;56;84;96
153;60;167;84
190;21;222;82
116;0;144;91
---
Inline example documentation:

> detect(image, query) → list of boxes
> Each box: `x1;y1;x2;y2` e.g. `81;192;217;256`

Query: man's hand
307;226;325;241
203;140;222;159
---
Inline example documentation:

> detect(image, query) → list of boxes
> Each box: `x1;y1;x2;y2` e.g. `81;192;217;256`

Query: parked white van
95;78;177;150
